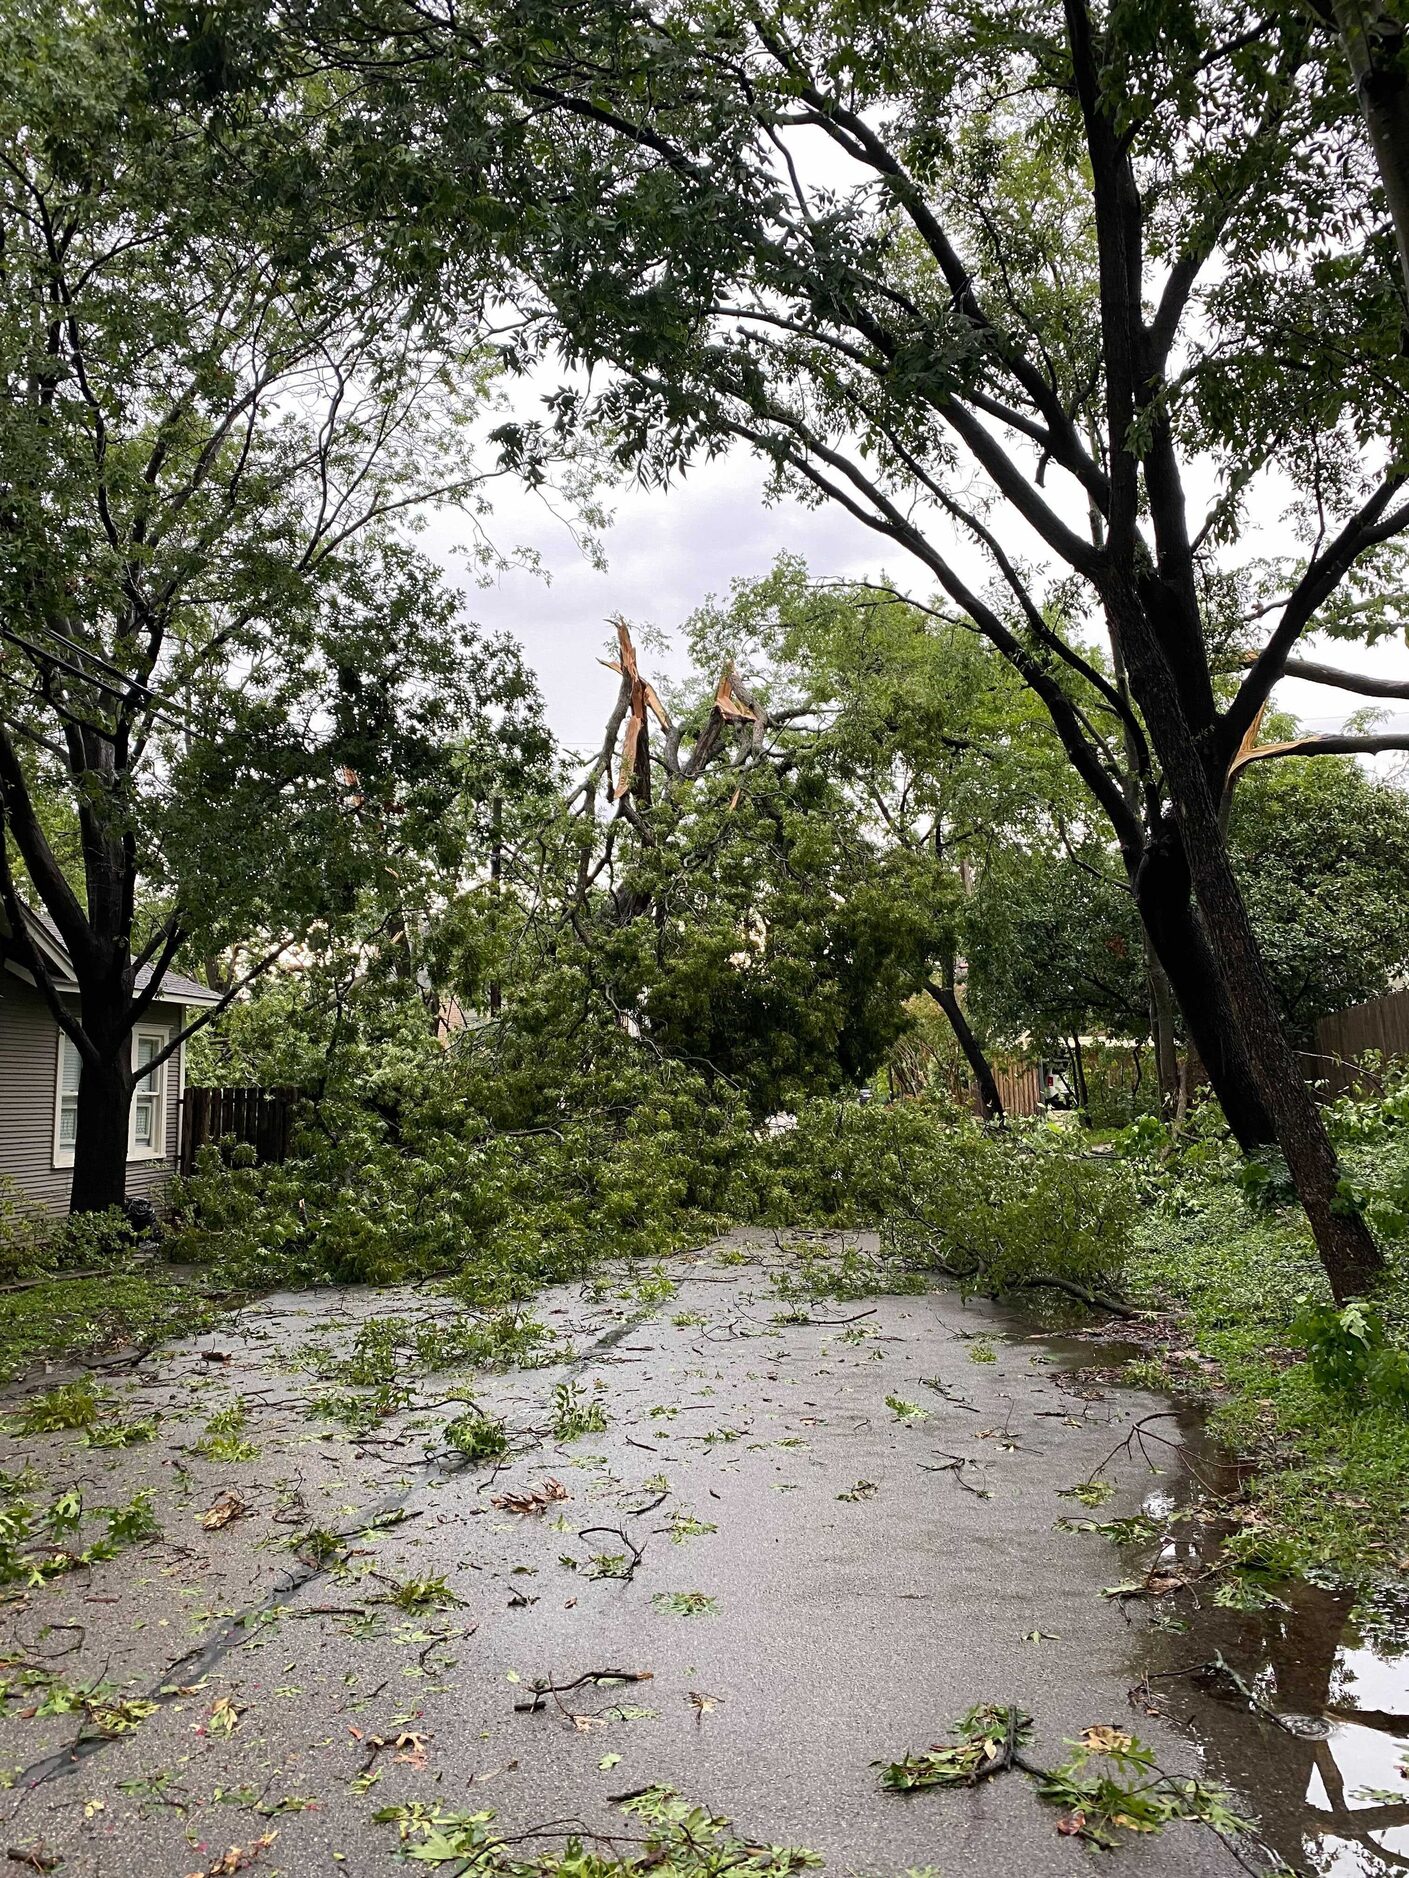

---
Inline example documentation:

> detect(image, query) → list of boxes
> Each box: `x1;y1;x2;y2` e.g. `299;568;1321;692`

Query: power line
0;625;195;733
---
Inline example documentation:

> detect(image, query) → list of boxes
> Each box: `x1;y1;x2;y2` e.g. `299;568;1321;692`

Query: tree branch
1271;655;1409;700
1221;479;1409;760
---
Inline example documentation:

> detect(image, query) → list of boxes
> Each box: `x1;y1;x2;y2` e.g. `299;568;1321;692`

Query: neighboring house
0;904;220;1216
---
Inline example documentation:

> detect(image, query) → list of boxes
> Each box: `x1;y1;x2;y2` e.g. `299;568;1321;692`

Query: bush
166;1036;753;1295
1295;1300;1409;1411
737;1097;1136;1299
0;1177;49;1283
0;1184;141;1286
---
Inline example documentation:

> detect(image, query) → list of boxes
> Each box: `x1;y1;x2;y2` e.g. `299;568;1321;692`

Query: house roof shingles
0;903;221;1006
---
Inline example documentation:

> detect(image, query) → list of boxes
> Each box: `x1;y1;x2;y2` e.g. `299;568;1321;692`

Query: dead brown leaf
185;1831;278;1878
1078;1726;1135;1755
360;1729;432;1772
198;1492;249;1531
199;1695;244;1738
490;1479;568;1516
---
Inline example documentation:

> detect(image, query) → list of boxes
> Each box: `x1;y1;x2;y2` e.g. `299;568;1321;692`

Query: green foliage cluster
732;1097;1136;1300
878;1704;1029;1790
878;1707;1250;1851
1029;1729;1254;1851
0;1660;158;1738
1295;1300;1409;1410
0;1187;153;1286
0;1463;162;1590
167;1011;1138;1317
1229;759;1409;1046
171;972;756;1296
442;1411;509;1462
375;1784;820;1875
551;1380;607;1440
193;1401;259;1464
0;1184;222;1382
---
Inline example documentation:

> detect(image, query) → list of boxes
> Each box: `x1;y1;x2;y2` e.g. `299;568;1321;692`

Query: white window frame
129;1028;169;1162
52;1025;172;1168
52;1029;83;1170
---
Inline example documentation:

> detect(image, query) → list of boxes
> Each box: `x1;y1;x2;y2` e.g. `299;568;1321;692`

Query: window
129;1032;167;1159
52;1027;170;1168
55;1034;82;1165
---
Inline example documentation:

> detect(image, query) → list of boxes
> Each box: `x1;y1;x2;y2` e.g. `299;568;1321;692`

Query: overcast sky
427;452;890;753
425;442;1409;767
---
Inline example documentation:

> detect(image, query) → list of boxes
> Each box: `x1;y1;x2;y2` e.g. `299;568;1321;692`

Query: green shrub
0;1188;148;1289
0;1177;48;1283
1295;1300;1409;1410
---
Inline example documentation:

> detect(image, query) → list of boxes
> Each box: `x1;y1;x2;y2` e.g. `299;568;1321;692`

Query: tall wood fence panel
180;1086;302;1175
1312;989;1409;1097
969;1062;1043;1118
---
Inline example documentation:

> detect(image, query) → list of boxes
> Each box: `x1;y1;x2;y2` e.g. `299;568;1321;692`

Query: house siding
0;971;184;1216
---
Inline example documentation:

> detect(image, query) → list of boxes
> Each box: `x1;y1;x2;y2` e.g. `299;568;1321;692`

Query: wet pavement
0;1230;1405;1877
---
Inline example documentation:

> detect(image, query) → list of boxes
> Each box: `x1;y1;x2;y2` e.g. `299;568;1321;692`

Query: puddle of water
1094;1389;1409;1875
1002;1304;1409;1876
1142;1578;1409;1877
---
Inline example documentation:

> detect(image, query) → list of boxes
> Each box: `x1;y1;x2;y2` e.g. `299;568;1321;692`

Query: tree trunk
1068;1033;1090;1117
1180;804;1381;1299
925;976;1005;1122
69;785;139;1216
69;1043;132;1215
1117;592;1383;1301
1131;834;1279;1153
1331;0;1409;311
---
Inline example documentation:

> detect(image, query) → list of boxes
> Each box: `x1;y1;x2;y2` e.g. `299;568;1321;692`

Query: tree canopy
0;1;554;1207
236;0;1409;1294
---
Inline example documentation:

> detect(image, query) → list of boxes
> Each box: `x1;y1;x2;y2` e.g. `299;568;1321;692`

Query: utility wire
0;625;194;733
23;620;190;713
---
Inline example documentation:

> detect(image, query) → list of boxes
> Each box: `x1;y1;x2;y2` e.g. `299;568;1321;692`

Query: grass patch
0;1275;219;1386
1127;1180;1409;1581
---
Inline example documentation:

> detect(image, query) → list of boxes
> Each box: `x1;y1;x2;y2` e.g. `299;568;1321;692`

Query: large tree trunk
1331;0;1409;309
1118;594;1383;1302
1132;837;1278;1153
69;773;139;1215
1179;808;1381;1299
925;974;1004;1122
69;1037;132;1215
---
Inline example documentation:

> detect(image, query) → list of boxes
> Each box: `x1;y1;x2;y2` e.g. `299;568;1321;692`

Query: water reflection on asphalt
1128;1445;1409;1874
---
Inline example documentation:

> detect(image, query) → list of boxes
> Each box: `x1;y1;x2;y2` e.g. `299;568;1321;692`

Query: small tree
511;618;948;1113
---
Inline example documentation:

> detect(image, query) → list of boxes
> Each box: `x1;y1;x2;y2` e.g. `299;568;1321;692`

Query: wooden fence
180;1086;303;1175
1311;989;1409;1098
969;1061;1043;1118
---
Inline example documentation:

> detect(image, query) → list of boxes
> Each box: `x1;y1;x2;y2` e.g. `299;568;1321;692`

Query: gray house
0;905;219;1216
